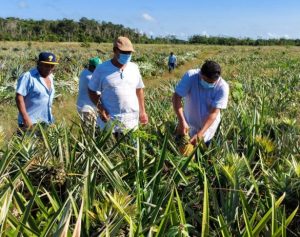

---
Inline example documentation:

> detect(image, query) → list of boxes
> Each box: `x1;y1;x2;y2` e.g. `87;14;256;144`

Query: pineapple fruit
175;134;194;157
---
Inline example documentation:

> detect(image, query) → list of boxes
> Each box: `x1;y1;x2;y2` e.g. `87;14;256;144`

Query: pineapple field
0;42;300;236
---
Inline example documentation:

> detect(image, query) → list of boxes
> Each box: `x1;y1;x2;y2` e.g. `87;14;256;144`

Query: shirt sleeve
16;73;31;96
212;83;229;109
136;68;144;89
88;67;101;92
175;71;192;97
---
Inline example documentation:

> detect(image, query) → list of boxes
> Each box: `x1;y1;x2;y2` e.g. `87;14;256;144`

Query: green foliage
189;34;300;46
0;44;300;236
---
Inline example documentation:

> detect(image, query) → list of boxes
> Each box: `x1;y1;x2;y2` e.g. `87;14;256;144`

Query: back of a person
169;55;176;64
76;68;94;111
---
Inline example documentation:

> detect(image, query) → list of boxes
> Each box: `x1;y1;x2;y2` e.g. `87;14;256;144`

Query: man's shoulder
80;68;91;76
19;68;38;80
81;68;90;73
185;69;200;78
125;62;141;74
128;61;139;69
215;77;229;92
99;60;113;68
218;77;229;87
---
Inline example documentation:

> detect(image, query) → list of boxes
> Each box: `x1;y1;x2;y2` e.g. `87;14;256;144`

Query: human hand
190;133;204;146
23;117;33;128
98;108;110;122
176;121;189;135
139;112;148;125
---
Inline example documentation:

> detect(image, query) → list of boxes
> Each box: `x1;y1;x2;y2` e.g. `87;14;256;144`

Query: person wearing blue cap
76;57;102;130
16;52;59;129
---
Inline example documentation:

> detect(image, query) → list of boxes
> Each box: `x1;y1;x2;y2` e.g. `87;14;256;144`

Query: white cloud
267;32;277;38
202;31;209;37
142;13;155;22
267;32;290;39
18;1;28;9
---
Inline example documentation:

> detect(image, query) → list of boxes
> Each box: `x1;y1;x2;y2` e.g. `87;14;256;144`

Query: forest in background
1;17;300;45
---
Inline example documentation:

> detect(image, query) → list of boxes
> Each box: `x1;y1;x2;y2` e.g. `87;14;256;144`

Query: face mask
118;53;132;65
200;78;216;89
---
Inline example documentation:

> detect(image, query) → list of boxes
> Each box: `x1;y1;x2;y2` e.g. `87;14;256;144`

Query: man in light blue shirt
16;52;59;128
173;60;229;146
77;57;102;127
168;52;177;73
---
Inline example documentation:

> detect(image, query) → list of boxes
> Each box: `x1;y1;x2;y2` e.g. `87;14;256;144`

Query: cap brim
117;47;135;52
40;61;59;65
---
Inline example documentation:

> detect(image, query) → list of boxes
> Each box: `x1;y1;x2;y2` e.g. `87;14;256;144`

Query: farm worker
76;57;102;128
16;52;58;129
88;36;148;134
172;60;229;147
168;52;177;73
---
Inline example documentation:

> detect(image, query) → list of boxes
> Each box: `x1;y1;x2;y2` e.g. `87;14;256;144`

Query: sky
0;0;300;40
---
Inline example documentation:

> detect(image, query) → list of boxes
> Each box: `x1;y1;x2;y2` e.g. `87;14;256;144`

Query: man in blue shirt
173;60;229;147
168;52;177;73
16;52;59;128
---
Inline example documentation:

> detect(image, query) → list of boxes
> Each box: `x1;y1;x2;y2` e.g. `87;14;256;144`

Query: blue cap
38;52;59;65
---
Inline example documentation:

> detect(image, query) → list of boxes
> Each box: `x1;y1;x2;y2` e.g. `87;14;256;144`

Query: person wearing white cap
88;36;148;134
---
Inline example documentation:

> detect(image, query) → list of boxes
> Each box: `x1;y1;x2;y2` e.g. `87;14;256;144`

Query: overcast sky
1;0;300;40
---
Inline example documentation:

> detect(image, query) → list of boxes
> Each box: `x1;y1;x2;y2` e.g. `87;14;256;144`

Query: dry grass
52;93;80;126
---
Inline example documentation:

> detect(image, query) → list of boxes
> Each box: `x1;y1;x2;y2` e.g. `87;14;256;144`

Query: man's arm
190;108;220;145
88;88;110;122
136;88;148;124
16;93;32;127
88;88;100;105
172;92;189;135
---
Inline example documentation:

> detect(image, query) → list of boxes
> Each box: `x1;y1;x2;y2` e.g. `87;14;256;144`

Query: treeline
188;35;300;46
1;17;300;46
0;17;184;44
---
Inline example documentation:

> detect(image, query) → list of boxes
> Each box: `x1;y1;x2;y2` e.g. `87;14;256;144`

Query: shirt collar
30;67;40;76
31;67;54;80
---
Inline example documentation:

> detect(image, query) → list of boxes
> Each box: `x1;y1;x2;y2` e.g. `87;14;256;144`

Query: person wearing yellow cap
88;36;148;134
76;57;102;131
16;52;59;129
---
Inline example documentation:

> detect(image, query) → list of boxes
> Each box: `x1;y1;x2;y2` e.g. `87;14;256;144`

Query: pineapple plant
175;134;194;157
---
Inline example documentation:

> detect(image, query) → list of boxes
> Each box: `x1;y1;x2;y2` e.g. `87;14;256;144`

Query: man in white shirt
77;57;101;128
88;36;148;134
173;60;229;146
